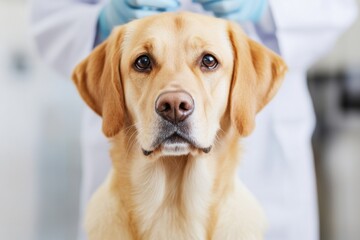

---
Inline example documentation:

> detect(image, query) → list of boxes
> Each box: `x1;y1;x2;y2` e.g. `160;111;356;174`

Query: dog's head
73;12;286;157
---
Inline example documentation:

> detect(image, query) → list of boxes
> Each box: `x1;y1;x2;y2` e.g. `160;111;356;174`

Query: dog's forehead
124;12;230;49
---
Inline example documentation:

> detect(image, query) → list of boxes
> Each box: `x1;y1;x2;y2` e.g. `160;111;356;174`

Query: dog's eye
201;54;218;70
134;55;152;71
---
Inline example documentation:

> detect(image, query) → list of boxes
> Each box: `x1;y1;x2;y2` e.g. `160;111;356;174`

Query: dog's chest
131;158;213;239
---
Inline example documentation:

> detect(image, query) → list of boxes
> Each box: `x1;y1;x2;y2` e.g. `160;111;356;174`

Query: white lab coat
30;0;358;239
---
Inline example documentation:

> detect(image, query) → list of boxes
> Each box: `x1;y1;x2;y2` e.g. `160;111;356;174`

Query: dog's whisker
122;123;137;136
122;124;141;159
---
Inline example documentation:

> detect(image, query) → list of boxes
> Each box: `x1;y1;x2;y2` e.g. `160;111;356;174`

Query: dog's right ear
72;27;125;138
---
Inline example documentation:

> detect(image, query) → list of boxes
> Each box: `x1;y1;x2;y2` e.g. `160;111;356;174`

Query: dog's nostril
179;102;191;111
158;102;172;112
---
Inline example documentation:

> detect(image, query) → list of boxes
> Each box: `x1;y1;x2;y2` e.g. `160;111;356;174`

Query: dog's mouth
141;122;212;156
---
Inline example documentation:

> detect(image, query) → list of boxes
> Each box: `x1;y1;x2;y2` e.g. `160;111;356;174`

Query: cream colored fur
85;128;265;240
72;12;287;240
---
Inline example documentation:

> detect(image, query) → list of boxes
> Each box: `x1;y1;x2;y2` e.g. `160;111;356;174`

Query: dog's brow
132;39;157;57
142;40;154;52
190;37;210;51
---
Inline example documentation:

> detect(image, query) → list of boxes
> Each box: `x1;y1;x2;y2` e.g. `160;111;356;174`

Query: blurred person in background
30;0;357;240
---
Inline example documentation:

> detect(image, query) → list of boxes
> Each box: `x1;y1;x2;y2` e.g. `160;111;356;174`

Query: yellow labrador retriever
72;12;286;240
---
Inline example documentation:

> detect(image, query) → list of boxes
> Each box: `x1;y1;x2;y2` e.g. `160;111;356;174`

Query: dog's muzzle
141;91;212;156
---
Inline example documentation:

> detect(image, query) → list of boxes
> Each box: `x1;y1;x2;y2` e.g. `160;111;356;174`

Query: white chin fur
162;143;191;156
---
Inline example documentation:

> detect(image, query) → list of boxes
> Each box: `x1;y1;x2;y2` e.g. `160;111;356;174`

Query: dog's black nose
155;91;194;124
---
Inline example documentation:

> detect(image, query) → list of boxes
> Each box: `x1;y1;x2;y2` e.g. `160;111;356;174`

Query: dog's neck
109;126;241;238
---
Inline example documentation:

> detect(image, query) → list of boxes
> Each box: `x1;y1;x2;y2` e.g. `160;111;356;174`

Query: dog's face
73;12;286;158
120;14;236;156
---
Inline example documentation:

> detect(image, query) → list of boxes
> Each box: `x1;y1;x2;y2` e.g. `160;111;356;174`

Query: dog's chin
141;134;212;157
142;136;191;157
161;142;191;156
160;134;191;156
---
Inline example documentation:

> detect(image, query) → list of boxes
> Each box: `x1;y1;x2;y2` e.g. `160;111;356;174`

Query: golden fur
72;12;287;240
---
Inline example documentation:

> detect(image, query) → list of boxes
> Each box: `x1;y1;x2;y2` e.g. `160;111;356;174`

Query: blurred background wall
0;1;82;239
0;0;359;240
308;3;360;239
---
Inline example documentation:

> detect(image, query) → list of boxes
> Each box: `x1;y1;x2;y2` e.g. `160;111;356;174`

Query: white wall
312;0;360;70
0;1;83;240
310;1;360;240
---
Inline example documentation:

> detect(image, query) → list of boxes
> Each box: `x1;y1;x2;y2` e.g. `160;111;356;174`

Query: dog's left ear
228;22;287;136
72;27;125;138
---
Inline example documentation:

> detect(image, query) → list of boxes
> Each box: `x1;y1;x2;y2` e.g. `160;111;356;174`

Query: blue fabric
193;0;268;22
97;0;180;41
